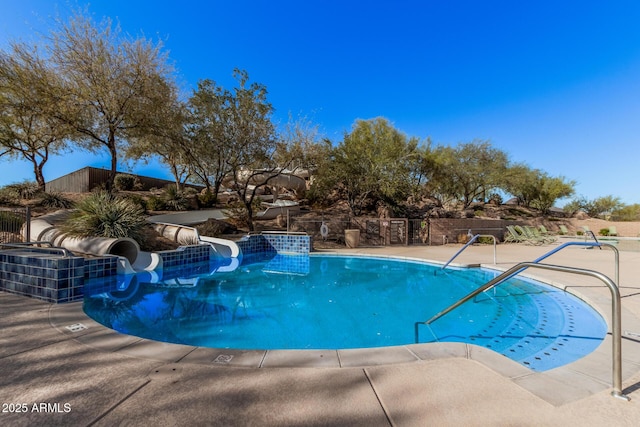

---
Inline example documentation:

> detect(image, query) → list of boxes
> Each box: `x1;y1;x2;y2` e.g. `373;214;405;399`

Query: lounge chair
608;226;618;236
524;225;556;244
505;225;526;243
538;225;553;235
534;226;557;243
513;225;544;245
558;225;570;235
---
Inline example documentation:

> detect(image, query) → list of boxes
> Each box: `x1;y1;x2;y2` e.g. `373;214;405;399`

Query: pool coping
47;253;640;406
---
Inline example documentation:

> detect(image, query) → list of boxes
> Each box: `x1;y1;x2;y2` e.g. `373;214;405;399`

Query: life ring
320;223;329;239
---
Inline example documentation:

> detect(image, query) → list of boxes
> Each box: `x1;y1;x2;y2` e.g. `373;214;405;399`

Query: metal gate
389;219;406;245
0;207;30;243
362;218;408;245
408;219;429;245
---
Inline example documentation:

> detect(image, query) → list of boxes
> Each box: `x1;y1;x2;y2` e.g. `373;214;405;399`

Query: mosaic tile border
0;244;216;304
237;234;312;256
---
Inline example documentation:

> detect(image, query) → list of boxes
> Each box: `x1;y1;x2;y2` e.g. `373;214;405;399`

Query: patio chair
530;226;557;243
538;225;553;235
558;225;570;235
524;225;556;244
608;226;618;236
513;225;544;245
505;225;525;243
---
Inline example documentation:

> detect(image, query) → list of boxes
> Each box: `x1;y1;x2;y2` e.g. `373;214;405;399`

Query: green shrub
146;195;166;211
196;218;237;237
223;199;262;228
477;236;495;244
0;186;20;206
120;194;147;211
507;208;533;217
197;190;217;208
474;210;485;217
162;185;189;211
113;174;141;191
488;192;503;205
62;191;147;242
183;186;198;196
5;181;41;199
599;228;610;236
39;192;73;209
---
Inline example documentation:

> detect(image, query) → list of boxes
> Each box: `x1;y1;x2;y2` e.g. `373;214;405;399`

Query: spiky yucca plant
39;192;73;209
162;185;189;211
63;191;147;242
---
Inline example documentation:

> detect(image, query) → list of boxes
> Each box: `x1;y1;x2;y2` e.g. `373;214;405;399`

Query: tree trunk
33;162;46;191
245;199;254;231
106;131;118;191
170;164;183;191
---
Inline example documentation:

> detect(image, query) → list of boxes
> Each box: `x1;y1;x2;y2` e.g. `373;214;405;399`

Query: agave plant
62;191;147;242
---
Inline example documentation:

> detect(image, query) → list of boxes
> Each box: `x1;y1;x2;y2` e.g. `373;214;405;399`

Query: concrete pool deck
3;241;640;425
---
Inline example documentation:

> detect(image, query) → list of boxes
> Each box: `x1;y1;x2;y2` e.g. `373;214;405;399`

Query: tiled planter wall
0;239;314;304
0;249;118;303
0;244;216;304
237;234;312;256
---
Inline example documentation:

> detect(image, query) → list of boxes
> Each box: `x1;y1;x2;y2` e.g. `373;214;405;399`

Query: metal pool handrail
425;242;618;328
529;241;619;285
422;250;628;400
441;233;497;270
0;241;73;257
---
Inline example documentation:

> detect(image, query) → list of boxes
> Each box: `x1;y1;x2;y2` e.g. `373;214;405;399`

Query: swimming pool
83;254;607;371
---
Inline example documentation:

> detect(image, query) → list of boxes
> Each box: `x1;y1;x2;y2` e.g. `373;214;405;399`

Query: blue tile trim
237;234;312;256
157;244;214;268
0;251;119;304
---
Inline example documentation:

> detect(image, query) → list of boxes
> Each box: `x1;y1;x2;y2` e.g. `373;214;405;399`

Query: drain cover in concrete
65;323;88;332
213;354;234;364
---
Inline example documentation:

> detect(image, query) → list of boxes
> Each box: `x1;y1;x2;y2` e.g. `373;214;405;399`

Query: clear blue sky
1;1;640;205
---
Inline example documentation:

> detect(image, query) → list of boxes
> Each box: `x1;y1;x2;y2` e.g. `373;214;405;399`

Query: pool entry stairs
423;241;629;400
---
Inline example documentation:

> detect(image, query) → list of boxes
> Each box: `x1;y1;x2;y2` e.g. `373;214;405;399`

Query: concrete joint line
86;379;151;426
363;368;394;427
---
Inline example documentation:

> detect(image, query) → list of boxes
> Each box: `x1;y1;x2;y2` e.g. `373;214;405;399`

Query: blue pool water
83;254;607;371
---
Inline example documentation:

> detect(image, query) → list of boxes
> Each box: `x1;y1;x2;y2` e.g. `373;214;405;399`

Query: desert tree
530;174;575;213
502;163;541;206
222;69;278;230
504;164;575;213
0;42;75;190
429;140;508;209
184;78;237;197
273;112;331;199
49;11;174;189
566;195;621;219
322;117;419;216
611;203;640;221
126;80;193;191
274;112;327;173
180;71;287;224
407;141;437;200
